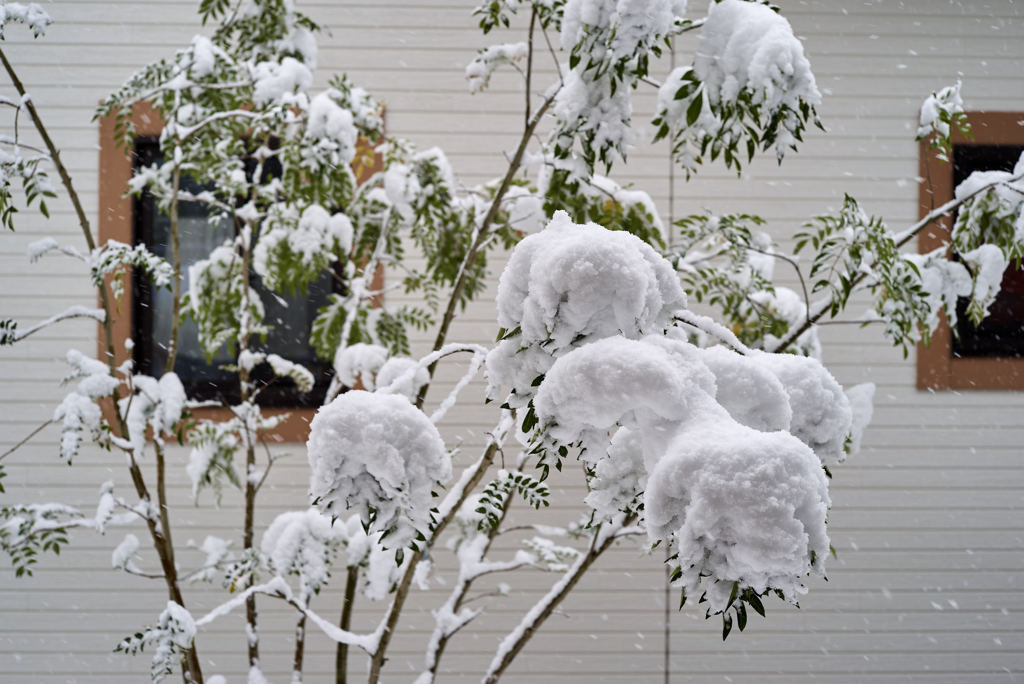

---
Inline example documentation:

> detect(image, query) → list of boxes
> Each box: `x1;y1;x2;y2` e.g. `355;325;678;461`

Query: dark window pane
951;144;1024;358
132;138;335;405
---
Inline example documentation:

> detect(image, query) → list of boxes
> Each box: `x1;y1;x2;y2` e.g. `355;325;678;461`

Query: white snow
333;342;389;390
752;351;852;466
261;509;341;595
375;356;429;403
962;243;1009;320
844;382;875;456
306;92;358;164
698;344;792;433
307;391;451;549
112;533;142;573
487;211;686;406
466;42;528;94
645;406;830;612
0;2;52;38
695;0;820;113
251;57;314;105
917;80;963;141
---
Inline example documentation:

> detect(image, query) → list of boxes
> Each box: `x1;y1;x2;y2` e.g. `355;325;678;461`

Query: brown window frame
98;104;381;440
916;111;1024;391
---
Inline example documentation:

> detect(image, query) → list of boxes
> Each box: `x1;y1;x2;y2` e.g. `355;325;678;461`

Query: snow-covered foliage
487;211;686;409
118;373;187;455
653;0;820;174
261;509;342;596
307;391;451;550
115;601;197;683
0;2;51;39
917;80;968;161
8;1;1024;682
466;42;528;93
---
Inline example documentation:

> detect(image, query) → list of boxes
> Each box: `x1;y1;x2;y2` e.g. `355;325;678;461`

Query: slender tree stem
335;566;359;684
165;161;183;374
424;492;511;680
0;419;53;461
293;608;308;682
415;93;556;410
525;7;536;130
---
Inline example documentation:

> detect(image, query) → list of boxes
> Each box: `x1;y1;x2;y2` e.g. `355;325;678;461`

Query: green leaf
748;592;766;618
686;92;703;127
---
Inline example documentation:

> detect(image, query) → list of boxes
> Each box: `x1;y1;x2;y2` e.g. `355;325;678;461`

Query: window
131;137;337;408
917;111;1024;390
99;104;374;439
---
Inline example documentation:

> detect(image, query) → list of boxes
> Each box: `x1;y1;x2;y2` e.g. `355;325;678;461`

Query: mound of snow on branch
307;391;450;549
487;211;686;406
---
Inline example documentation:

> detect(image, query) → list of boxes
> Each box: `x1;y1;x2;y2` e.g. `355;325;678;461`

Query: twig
745;244;812;328
525;6;536;130
673;310;750;354
12;306;105;343
482;516;633;683
0;419;53;461
541;24;563;86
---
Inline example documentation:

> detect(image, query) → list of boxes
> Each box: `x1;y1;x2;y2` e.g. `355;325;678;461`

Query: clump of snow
656;0;819;169
119;373;187;456
307;391;450;548
903;248;972;333
560;0;680;60
189;536;233;584
261;509;341;595
753;351;852;466
748;286;821;358
27;237;59;263
552;66;635;165
917;80;964;142
584;427;647;518
254;204;354;290
333;342;389;390
698;344;792;433
533;336;712;458
962;243;1009;320
487;211;686;406
645;409;830;612
375;356;429;403
695;0;820;113
466;42;528;94
844;382;875;456
52;350;122;463
187;35;228;79
306;92;358;164
525;300;833;608
0;2;52;38
265;353;315;393
112;533;142;573
65;349;120;399
251;57;313;105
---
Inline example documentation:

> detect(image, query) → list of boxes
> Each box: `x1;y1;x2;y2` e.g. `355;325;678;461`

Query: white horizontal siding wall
1;0;1023;682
